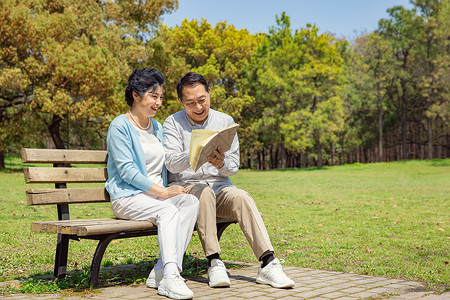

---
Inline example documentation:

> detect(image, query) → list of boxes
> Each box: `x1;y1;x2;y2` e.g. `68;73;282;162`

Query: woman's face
135;85;163;117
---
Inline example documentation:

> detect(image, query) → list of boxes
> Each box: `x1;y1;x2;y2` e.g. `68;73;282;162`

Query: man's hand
207;146;225;169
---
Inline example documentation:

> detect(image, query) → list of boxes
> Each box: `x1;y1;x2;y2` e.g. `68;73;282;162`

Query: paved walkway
1;261;448;299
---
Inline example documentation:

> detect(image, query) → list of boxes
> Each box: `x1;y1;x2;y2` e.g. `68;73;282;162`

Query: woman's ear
132;91;140;102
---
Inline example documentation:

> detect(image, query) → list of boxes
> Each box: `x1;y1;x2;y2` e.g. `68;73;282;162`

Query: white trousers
111;193;199;271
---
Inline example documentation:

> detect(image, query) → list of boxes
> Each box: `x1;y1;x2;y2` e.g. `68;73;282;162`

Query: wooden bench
21;148;236;288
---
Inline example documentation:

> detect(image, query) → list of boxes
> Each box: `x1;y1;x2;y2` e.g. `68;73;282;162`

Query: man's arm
163;116;191;173
216;131;240;176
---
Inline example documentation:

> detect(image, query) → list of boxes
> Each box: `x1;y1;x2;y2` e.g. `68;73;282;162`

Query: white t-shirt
132;122;164;187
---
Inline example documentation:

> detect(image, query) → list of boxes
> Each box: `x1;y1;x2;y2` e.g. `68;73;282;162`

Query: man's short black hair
176;72;209;100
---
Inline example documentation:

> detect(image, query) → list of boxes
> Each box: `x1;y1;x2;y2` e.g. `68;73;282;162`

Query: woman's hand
161;185;186;199
147;184;186;199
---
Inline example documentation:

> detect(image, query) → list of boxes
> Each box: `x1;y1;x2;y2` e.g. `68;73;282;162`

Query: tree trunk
317;138;322;169
427;117;432;160
378;90;383;162
331;142;335;166
0;149;5;171
401;95;407;160
48;114;65;149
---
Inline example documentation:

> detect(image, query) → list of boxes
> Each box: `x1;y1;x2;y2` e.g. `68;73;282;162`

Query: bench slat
31;217;237;237
24;167;107;183
26;188;110;205
21;148;107;164
31;218;157;236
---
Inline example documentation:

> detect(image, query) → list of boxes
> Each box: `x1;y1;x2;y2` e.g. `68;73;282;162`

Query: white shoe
146;267;163;288
207;259;230;287
256;258;295;288
157;273;194;300
147;268;186;288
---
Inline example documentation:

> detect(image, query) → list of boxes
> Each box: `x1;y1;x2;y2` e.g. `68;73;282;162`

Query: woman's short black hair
176;72;209;100
125;68;165;107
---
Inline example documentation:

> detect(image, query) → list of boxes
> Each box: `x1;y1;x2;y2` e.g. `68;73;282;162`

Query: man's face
179;83;210;125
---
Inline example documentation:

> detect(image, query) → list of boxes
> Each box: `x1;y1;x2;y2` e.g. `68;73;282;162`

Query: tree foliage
1;1;448;169
242;13;346;168
0;0;177;155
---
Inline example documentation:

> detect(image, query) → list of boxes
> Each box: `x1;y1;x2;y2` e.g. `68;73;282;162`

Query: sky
161;0;413;39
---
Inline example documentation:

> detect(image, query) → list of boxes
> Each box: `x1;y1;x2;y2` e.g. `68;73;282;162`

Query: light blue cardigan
105;114;167;200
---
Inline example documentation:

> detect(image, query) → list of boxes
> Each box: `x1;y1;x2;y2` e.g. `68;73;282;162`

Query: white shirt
132;122;164;187
163;109;239;193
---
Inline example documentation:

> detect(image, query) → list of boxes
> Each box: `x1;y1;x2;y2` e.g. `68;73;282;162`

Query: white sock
163;262;179;277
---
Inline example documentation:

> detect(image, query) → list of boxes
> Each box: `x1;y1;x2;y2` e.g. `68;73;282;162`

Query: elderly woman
105;68;198;300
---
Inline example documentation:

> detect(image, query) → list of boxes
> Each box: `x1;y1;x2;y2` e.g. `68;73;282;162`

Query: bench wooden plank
31;218;157;236
21;148;107;164
31;217;237;237
23;167;107;183
26;188;110;205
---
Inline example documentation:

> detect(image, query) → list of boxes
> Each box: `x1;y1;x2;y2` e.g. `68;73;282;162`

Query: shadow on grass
0;168;24;173
429;158;450;167
244;166;331;172
0;255;248;296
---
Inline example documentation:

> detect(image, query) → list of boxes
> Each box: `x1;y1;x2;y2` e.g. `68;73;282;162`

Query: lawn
0;157;449;293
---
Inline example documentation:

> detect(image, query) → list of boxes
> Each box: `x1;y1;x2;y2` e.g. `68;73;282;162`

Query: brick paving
0;261;448;299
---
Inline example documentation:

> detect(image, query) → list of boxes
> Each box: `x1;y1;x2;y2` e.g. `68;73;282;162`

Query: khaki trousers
185;184;274;260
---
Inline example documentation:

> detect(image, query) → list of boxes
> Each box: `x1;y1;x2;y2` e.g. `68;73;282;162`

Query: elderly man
163;72;294;289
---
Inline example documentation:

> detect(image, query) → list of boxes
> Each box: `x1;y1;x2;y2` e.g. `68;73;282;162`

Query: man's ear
178;98;183;104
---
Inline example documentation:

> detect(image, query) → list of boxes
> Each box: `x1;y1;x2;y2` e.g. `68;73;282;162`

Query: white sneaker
147;268;186;288
207;259;230;287
157;273;194;300
146;267;163;288
256;258;295;288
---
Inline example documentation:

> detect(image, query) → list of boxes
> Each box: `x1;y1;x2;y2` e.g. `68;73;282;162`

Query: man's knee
231;189;256;207
227;189;260;219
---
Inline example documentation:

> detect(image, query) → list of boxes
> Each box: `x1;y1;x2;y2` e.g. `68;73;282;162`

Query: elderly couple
105;68;294;300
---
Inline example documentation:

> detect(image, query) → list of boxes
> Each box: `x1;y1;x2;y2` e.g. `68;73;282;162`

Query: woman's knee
184;194;199;206
159;201;179;217
182;194;200;215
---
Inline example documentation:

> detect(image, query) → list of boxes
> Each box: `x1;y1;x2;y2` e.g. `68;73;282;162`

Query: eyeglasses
184;98;207;108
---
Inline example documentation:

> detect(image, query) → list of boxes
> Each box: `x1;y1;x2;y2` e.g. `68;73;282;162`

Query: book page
192;124;239;171
190;129;216;170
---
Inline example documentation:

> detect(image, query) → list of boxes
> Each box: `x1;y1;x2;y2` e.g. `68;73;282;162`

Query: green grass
0;156;449;294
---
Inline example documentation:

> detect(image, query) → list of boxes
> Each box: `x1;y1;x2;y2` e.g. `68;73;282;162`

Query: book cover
189;123;239;171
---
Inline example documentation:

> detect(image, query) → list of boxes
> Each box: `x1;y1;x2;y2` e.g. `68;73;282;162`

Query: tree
378;0;449;160
243;13;346;169
348;33;395;162
0;0;177;168
149;19;261;117
413;0;450;159
149;19;261;167
378;5;422;160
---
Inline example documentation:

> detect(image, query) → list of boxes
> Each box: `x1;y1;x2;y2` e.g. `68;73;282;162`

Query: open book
189;123;239;172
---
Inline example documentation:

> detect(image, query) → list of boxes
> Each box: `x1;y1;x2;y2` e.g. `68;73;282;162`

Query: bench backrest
21;148;110;207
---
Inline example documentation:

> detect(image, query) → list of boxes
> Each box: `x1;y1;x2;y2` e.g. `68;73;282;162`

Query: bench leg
89;233;120;288
54;234;69;279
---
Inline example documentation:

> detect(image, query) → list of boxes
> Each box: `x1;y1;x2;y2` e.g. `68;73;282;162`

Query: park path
1;261;447;299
